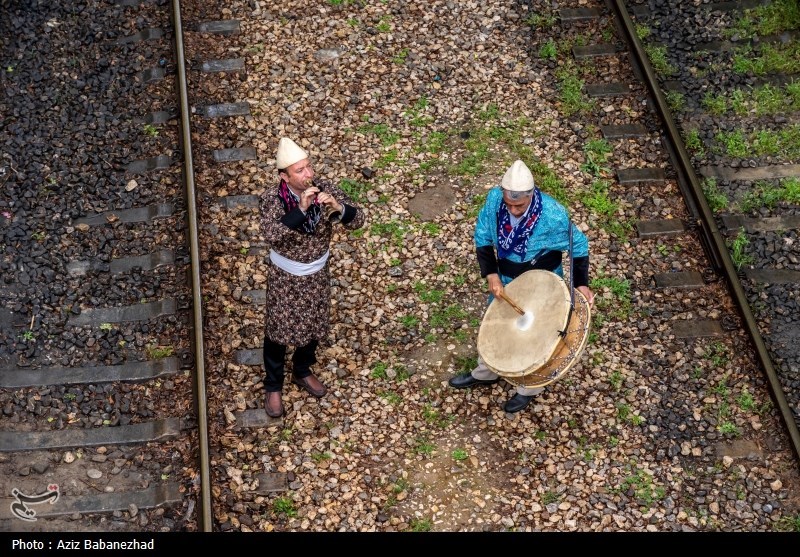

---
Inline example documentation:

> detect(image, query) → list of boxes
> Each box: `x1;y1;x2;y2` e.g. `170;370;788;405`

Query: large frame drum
477;270;591;389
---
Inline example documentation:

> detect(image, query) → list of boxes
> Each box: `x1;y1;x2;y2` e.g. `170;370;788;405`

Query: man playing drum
449;160;595;413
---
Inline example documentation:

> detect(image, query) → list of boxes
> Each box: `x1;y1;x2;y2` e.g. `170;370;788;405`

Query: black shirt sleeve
280;207;307;230
476;245;498;278
572;256;589;288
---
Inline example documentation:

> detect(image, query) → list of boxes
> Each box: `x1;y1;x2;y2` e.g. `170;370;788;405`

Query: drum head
477;270;571;378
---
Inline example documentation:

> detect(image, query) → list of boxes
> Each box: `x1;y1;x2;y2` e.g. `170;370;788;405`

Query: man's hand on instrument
487;274;504;298
578;285;595;308
316;192;344;215
299;186;320;212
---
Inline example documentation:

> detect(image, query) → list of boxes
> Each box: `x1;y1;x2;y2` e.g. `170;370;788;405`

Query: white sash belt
269;249;329;276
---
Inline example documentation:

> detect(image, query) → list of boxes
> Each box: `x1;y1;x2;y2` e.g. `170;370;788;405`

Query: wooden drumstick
498;292;525;316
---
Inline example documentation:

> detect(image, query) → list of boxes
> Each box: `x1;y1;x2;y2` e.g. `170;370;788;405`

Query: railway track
1;0;798;533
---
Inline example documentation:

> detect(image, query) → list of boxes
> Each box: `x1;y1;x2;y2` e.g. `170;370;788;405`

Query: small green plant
143;124;159;137
451;448;468;461
733;43;800;76
376;16;391;33
701;177;728;213
145;344;173;359
737;388;756;411
644;44;677;76
273;496;297;518
609;370;623;391
541;490;559;505
718;422;741;436
525;12;557;29
635;24;651;40
20;330;35;341
392;48;409;64
454;355;477;375
557;65;594;116
539;39;557;60
311;451;332;463
399;315;420;329
617;467;666;509
774;514;800;532
371;361;388;379
339;178;368;203
729;228;754;271
414;436;435;456
409;518;432;532
99;323;113;332
421;222;440;235
702;92;728;115
727;0;800;38
738;177;800;212
683;129;705;157
31;231;46;241
664;90;685;112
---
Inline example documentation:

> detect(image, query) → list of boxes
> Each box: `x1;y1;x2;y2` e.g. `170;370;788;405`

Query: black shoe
448;374;500;389
503;393;534;414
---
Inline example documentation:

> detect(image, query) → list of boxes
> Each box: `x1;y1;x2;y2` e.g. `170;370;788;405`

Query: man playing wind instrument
259;137;365;418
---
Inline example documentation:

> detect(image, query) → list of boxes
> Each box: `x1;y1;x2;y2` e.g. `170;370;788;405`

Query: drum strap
560;222;575;338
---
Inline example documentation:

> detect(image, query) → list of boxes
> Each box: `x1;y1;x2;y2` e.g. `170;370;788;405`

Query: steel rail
609;0;800;465
171;0;213;531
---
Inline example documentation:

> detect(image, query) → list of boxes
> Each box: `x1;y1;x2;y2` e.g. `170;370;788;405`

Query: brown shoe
265;391;284;418
292;373;327;398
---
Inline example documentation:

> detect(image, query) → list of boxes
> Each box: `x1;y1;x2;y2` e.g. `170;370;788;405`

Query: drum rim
477;270;571;377
503;288;591;389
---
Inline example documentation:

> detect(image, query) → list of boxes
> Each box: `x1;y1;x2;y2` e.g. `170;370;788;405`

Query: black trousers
263;337;318;392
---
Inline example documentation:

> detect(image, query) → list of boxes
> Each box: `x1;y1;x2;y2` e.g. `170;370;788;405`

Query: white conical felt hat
501;160;535;192
276;137;309;169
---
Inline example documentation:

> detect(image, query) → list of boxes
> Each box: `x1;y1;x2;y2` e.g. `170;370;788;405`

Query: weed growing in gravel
409;518;432;532
339;178;368;203
733;42;800;75
556;64;595;116
454;355;477;375
708;343;730;368
581;178;618;221
774;514;800;532
718;421;741;437
738;178;800;212
414;281;444;303
524;11;557;30
272;497;297;518
371;361;388;379
737;388;756;411
376;16;391;33
143;124;159;137
644;44;677;76
701;177;728;213
20;330;35;341
414;436;435;457
451;448;468;461
539;39;557;60
608;370;623;391
422;404;455;428
311;451;332;463
726;0;800;39
614;466;666;510
664;90;686;113
717;125;800;159
541;490;559;505
581;139;613;177
702;91;727;115
370;219;407;246
590;274;632;320
359;119;399;147
635;24;651;40
145;344;173;359
729;228;754;270
683;129;705;157
707;83;800;116
392;48;409;65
